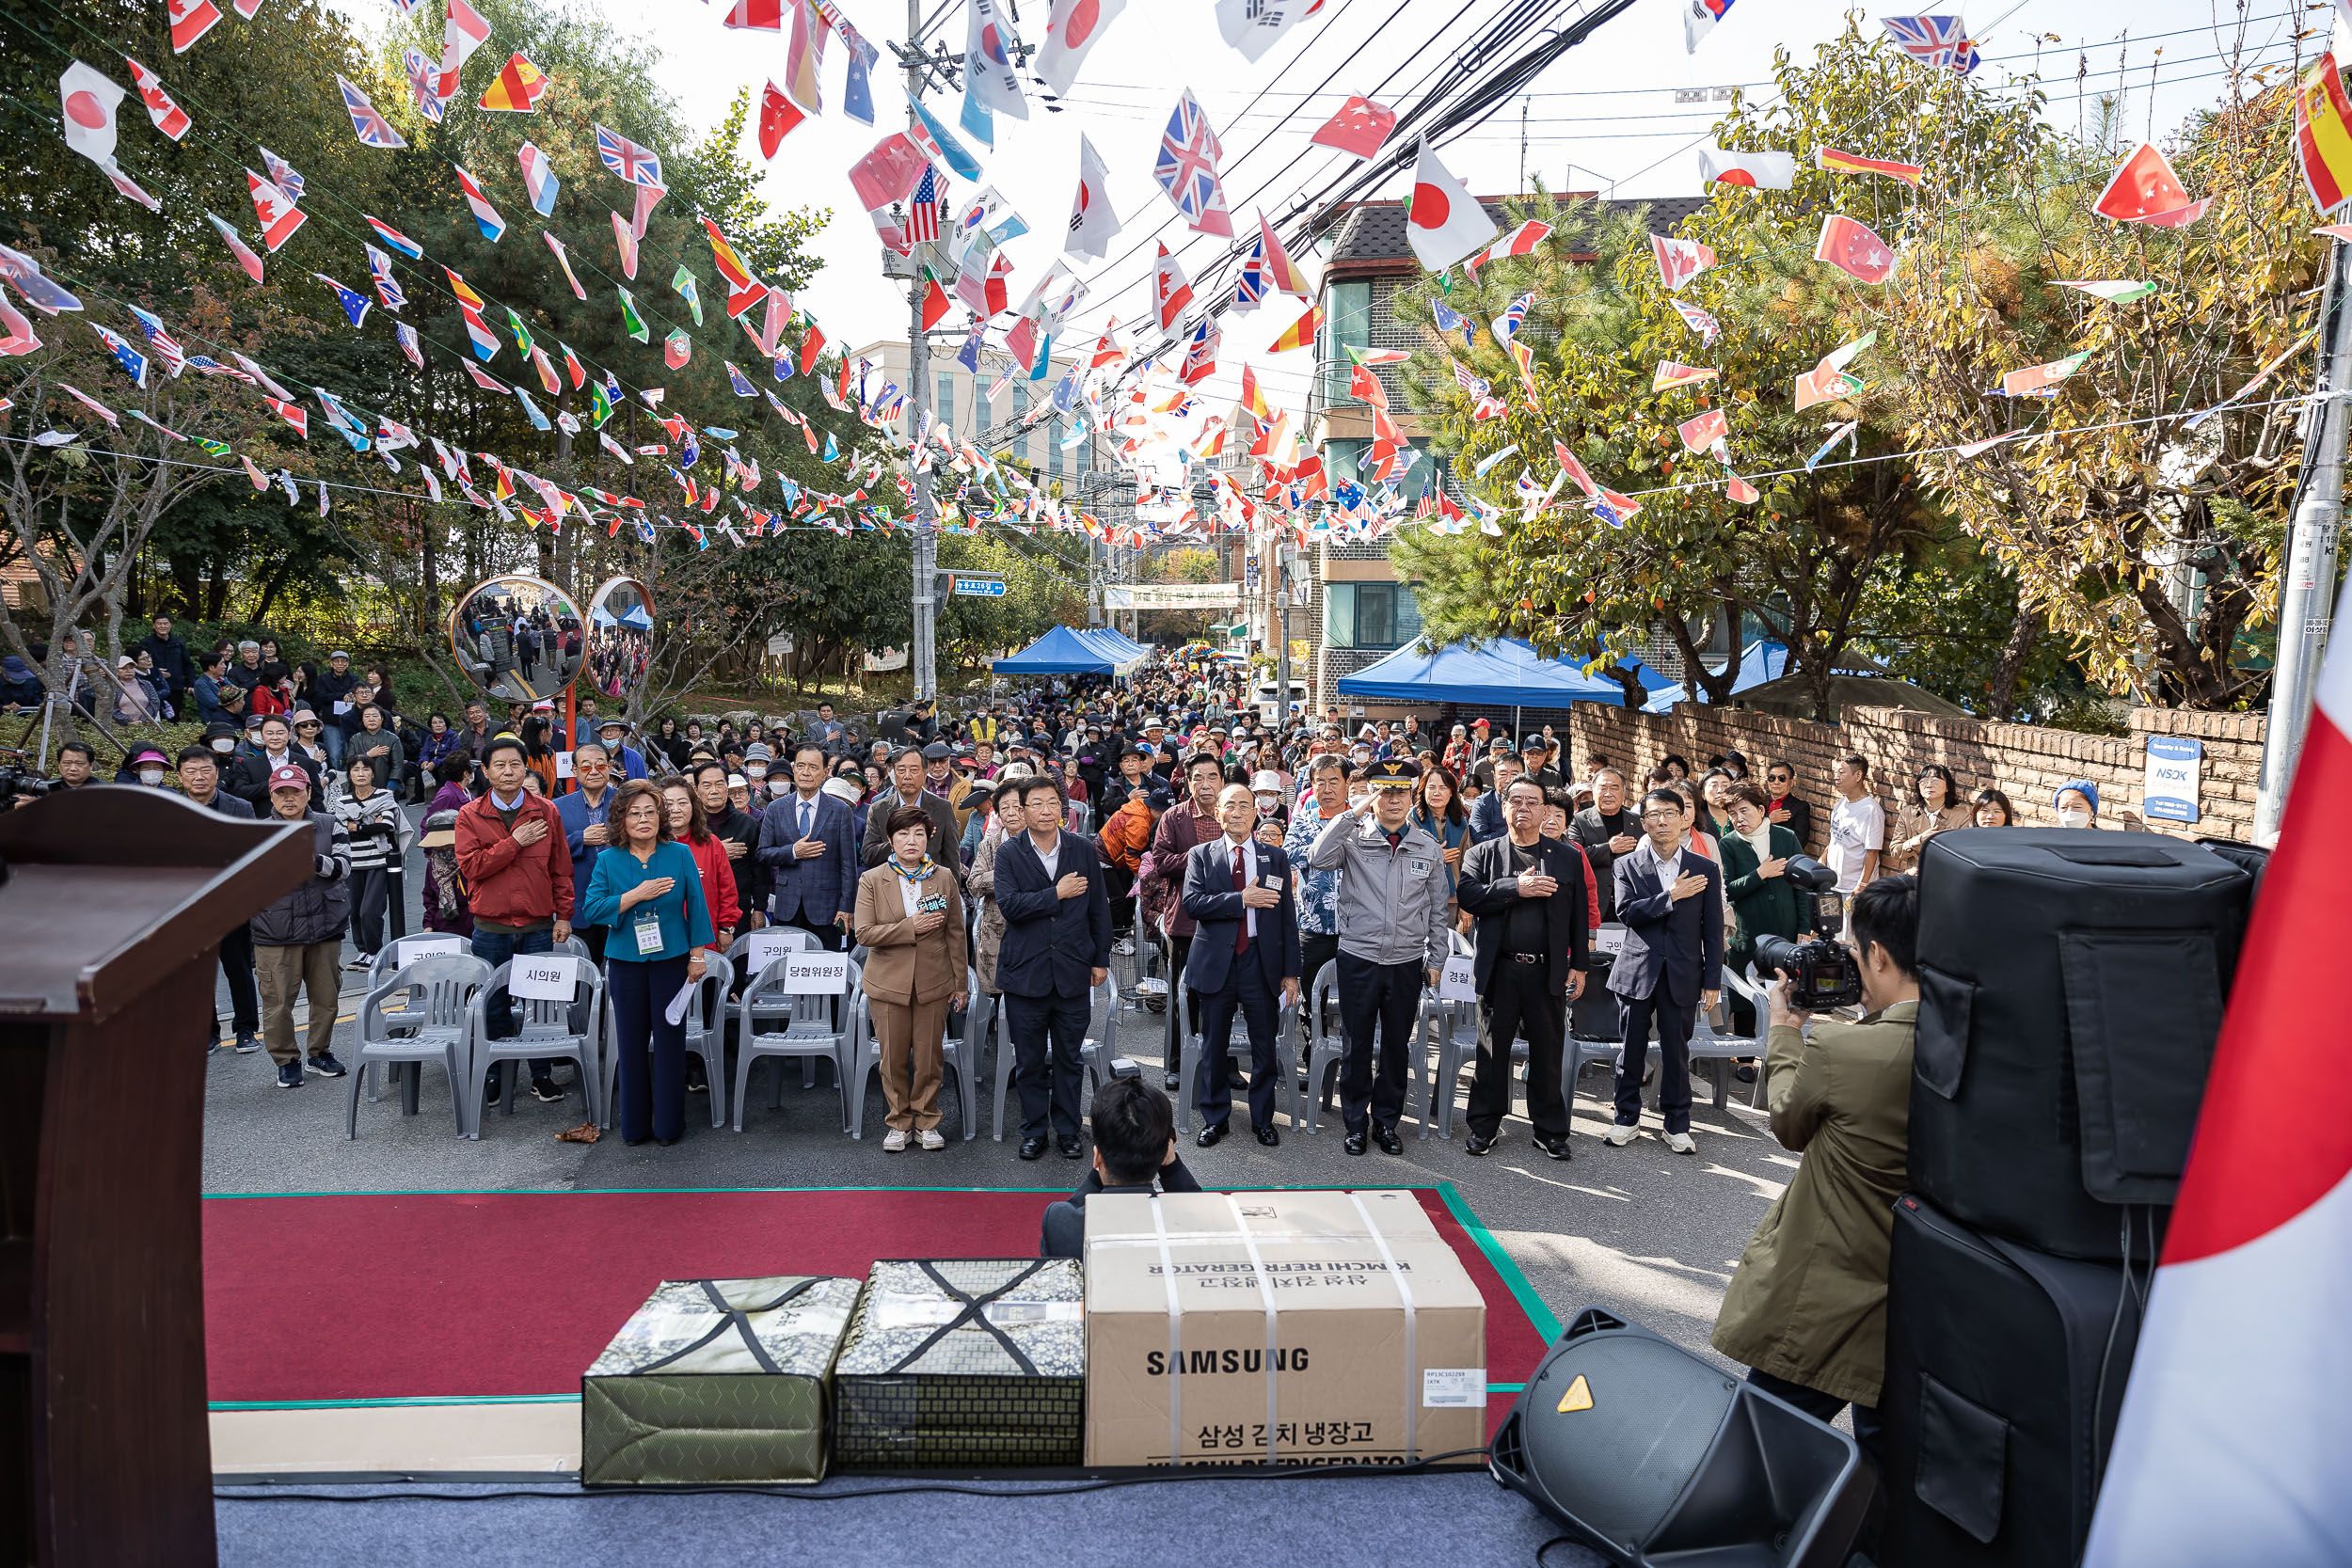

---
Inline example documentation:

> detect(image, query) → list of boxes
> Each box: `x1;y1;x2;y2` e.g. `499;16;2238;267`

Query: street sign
951;575;1008;597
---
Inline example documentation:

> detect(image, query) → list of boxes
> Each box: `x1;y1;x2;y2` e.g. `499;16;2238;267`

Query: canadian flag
1651;231;1717;292
245;169;308;252
167;0;221;54
126;59;192;140
1403;139;1497;272
2083;571;2352;1565
1153;243;1194;331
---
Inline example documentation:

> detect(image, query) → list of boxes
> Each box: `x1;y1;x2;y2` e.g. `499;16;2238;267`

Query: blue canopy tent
993;625;1147;677
1080;626;1151;663
1338;639;1670;729
591;602;653;630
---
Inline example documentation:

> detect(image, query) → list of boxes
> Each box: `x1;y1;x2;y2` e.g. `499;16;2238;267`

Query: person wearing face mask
176;744;262;1053
2054;780;2100;829
123;746;171;787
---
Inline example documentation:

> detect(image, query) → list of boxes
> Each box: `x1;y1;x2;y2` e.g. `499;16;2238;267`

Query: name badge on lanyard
633;907;664;957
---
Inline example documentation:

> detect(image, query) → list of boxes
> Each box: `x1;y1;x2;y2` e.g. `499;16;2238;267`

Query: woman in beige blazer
853;804;967;1150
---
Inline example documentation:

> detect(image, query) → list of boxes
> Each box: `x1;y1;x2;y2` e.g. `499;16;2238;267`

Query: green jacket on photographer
1710;998;1917;1409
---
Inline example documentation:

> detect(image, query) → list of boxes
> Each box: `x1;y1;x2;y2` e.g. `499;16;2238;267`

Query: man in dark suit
861;745;959;867
1760;758;1815;853
758;741;861;950
1039;1074;1202;1259
1182;783;1303;1148
994;776;1114;1161
1606;786;1724;1155
1457;777;1591;1159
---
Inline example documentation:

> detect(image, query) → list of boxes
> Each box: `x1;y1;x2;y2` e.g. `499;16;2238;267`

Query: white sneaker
1664;1131;1697;1155
917;1129;946;1151
882;1129;910;1152
1601;1123;1640;1148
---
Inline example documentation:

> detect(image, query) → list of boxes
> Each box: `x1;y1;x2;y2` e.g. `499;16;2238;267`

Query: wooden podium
0;787;311;1567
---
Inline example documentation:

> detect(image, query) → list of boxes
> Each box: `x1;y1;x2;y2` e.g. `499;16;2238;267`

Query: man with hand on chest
1182;783;1302;1148
1606;786;1725;1155
1457;777;1591;1158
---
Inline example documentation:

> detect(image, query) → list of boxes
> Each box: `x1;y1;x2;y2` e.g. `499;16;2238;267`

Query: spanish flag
1816;146;1922;186
1651;359;1720;393
2296;52;2352;214
477;52;549;112
1267;303;1320;354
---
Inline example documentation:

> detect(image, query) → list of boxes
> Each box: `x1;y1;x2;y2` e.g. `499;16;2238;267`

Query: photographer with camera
1038;1069;1201;1259
1709;873;1920;1462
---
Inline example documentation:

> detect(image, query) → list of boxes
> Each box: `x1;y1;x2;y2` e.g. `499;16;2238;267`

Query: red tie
1232;844;1250;956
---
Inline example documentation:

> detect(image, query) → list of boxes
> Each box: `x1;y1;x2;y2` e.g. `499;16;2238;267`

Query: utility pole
902;0;938;705
2254;238;2352;844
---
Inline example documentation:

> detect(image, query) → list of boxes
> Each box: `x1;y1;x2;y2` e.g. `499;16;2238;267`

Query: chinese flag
1310;95;1394;159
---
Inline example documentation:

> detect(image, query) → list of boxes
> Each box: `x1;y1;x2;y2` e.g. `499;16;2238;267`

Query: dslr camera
0;759;62;807
1753;855;1863;1011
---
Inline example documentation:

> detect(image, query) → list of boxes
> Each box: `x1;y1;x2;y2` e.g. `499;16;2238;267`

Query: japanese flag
1065;133;1120;260
58;61;124;168
1698;145;1794;189
1404;140;1497;273
1036;0;1125;97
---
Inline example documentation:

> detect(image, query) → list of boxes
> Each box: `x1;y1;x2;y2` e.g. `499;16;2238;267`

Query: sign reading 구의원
2141;735;2201;824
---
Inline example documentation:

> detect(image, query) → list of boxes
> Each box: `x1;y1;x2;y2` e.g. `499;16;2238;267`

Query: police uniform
1306;759;1452;1154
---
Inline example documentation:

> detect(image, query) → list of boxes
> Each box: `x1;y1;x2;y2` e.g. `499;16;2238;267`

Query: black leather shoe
1534;1134;1571;1161
1018;1136;1049;1161
1465;1131;1497;1156
1162;1069;1181;1092
1058;1135;1083;1159
1254;1126;1279;1148
1373;1120;1403;1155
1196;1122;1227;1148
1343;1129;1369;1156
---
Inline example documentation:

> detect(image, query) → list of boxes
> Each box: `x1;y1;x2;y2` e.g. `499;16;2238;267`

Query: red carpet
203;1185;1552;1434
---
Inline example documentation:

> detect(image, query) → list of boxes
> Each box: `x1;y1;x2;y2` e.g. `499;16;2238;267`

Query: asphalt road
205;806;1787;1367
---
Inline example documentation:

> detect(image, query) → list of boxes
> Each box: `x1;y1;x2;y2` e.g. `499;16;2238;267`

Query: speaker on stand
1489;1308;1876;1568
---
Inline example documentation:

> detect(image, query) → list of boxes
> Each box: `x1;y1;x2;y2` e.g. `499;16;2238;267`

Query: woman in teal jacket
1719;781;1804;1033
580;779;712;1146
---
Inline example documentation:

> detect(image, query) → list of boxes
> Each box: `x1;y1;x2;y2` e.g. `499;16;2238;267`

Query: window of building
936;373;956;440
1011;383;1029;461
1319;280;1371;409
1324;580;1422;650
1049;419;1064;476
1324;437;1364;492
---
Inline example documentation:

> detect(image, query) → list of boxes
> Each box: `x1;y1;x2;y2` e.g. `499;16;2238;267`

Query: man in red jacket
456;736;575;1107
1137;752;1227;1092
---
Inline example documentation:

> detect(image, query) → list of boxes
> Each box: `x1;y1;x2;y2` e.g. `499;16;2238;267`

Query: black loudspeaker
1882;1193;2148;1568
1909;829;2252;1260
876;710;913;746
1489;1308;1874;1568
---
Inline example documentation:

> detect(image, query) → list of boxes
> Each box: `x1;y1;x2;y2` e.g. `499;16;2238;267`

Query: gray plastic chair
1298;959;1344;1133
464;955;604;1137
739;927;825;1091
993;974;1118;1140
1176;967;1302;1133
733;956;861;1132
348;955;487;1138
597;950;735;1131
359;933;475;1105
1567;963;1770;1117
848;962;980;1142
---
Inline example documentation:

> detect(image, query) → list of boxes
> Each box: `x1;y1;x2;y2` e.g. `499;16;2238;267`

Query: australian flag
336;74;408;150
595;123;664;188
1881;15;1979;75
1431;299;1476;349
313;274;373;329
90;324;150;388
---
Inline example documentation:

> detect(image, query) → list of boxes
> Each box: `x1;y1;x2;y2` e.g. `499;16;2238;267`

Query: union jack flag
1180;317;1219;386
1490;292;1534;349
1231;233;1269;310
1153;88;1233;237
402;47;446;122
365;245;406;311
904;165;946;244
336;74;407;149
1881;15;1979;75
595;123;664;187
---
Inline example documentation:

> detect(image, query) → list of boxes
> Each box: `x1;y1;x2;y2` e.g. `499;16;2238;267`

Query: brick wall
1544;702;2263;852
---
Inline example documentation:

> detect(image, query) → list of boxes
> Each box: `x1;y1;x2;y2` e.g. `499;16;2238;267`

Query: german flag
1816;146;1923;186
2296;52;2352;214
478;52;549;112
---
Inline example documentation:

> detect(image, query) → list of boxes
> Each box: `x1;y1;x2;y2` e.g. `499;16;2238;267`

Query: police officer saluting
1309;758;1452;1155
1456;777;1590;1158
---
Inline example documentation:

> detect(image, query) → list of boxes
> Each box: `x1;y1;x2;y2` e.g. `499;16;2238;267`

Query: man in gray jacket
250;764;354;1090
1309;757;1452;1155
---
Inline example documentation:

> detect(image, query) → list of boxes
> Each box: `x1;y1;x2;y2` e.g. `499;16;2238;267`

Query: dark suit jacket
1767;793;1816;855
1180;837;1302;996
1039;1156;1203;1259
757;790;861;923
1609;846;1724;1005
1467;789;1508;845
860;786;959;867
994;831;1114;1000
1457;833;1591;992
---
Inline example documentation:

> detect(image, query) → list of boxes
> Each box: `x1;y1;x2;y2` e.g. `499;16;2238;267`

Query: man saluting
1182;784;1302;1148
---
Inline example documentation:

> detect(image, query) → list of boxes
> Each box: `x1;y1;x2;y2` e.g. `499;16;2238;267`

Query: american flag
1449;357;1490;400
1881;15;1979;75
336;74;407;150
596;123;665;187
905;166;946;244
125;305;184;374
1154;88;1232;234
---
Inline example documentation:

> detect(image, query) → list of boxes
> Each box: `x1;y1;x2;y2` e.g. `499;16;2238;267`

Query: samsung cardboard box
1084;1188;1486;1468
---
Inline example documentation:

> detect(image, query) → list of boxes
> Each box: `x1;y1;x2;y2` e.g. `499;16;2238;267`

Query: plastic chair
739;927;826;1091
994;974;1117;1141
1421;993;1480;1141
347;956;486;1138
848;963;982;1142
1564;966;1770;1117
1298;960;1344;1133
1177;968;1302;1133
597;950;736;1130
733;956;861;1132
359;933;475;1104
464;957;605;1137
